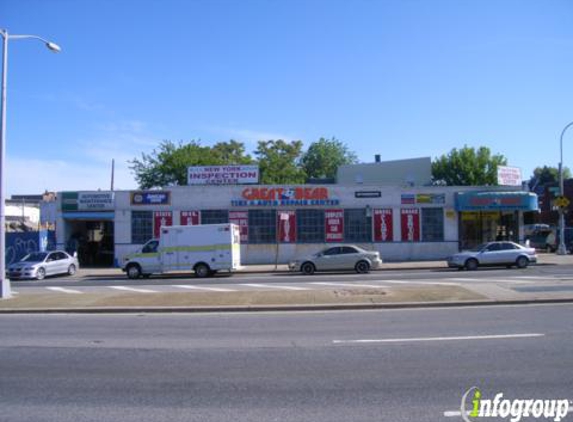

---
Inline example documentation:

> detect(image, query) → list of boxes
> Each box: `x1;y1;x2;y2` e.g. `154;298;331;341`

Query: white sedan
289;245;382;275
447;241;537;270
7;251;79;280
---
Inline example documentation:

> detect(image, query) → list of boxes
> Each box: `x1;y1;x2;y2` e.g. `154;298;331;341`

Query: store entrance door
65;220;115;267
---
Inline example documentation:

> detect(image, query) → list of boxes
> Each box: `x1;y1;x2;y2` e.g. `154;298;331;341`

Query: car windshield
21;252;48;262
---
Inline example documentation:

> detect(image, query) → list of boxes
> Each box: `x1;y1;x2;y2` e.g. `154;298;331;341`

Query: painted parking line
239;283;310;291
310;282;387;289
173;285;237;292
46;287;83;294
332;333;545;344
109;286;157;294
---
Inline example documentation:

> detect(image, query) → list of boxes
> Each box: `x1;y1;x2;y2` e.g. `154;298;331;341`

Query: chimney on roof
375;154;381;163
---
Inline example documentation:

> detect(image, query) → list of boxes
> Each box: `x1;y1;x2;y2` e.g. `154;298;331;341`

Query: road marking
332;333;544;344
450;277;533;284
109;286;157;294
173;285;236;292
310;282;387;289
381;279;460;286
239;283;310;291
46;287;83;294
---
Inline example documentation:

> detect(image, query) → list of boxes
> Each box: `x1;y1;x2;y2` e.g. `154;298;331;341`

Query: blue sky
2;0;573;195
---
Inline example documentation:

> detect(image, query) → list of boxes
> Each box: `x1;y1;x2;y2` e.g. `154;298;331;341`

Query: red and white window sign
374;209;393;242
180;211;200;226
325;209;344;242
400;208;420;242
277;211;296;243
154;211;173;238
229;211;249;243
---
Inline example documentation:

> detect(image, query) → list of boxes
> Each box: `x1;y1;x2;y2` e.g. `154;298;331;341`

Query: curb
1;297;573;314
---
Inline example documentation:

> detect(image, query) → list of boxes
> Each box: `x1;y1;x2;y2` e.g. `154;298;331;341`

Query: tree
300;137;358;180
255;140;306;184
431;146;507;186
528;165;571;190
130;140;253;189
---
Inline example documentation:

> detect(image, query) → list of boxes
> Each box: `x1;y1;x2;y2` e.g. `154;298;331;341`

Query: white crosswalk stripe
173;285;237;292
239;283;310;291
310;282;387;289
380;279;460;286
450;277;534;284
46;287;83;294
109;286;157;293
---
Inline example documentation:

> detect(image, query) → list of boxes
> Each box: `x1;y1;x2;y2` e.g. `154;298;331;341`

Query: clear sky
2;0;573;195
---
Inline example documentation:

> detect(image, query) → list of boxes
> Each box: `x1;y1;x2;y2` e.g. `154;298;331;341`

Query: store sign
374;209;393;242
401;208;420;242
231;187;340;207
401;194;416;205
277;211;296;243
78;192;115;210
229;211;249;242
325;209;344;242
187;165;259;185
497;166;522;186
154;211;173;238
131;191;171;206
355;191;381;199
180;211;200;225
416;193;445;204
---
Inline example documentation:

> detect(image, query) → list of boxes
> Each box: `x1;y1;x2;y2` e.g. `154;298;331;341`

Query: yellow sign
555;196;570;208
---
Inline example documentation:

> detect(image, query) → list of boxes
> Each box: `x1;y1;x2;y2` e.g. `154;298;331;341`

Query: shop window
421;208;444;241
296;209;324;243
344;209;372;243
131;211;153;244
248;209;276;244
201;210;229;225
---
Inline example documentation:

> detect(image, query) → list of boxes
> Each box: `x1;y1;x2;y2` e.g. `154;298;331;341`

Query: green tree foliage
431;146;508;186
300;137;358;180
528;165;571;189
130;140;253;189
255;140;306;184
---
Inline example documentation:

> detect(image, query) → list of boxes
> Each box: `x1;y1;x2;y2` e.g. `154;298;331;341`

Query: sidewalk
1;253;572;313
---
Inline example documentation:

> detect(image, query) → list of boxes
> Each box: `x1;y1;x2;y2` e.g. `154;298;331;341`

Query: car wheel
126;264;142;280
36;267;46;280
67;264;77;276
300;262;315;275
195;263;211;278
516;256;529;269
355;260;370;274
465;258;478;271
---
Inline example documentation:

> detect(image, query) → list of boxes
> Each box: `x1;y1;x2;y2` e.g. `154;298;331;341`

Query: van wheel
126;264;142;279
516;256;529;269
355;260;370;274
465;258;478;271
195;263;211;278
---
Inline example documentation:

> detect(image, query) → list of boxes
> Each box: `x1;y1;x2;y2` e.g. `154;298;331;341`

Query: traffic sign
555;196;570;208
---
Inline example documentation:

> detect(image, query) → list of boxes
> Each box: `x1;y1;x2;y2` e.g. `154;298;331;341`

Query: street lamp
557;121;573;255
1;29;61;299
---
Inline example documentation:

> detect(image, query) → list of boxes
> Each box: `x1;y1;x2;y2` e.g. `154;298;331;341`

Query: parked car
288;245;382;275
447;241;537;270
545;227;573;253
7;250;79;280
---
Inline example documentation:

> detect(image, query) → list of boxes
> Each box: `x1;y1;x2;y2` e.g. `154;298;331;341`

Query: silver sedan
7;250;79;280
289;245;382;275
447;241;537;270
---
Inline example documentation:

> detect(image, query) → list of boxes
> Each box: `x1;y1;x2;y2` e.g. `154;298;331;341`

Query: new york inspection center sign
187;165;259;185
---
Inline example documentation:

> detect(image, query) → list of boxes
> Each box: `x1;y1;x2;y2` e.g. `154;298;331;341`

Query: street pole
557;121;573;255
0;29;60;299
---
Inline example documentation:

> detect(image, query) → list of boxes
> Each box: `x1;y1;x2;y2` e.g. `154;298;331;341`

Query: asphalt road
1;304;572;422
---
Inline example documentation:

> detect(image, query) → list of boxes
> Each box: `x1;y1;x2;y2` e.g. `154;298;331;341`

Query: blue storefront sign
130;191;171;206
455;191;538;211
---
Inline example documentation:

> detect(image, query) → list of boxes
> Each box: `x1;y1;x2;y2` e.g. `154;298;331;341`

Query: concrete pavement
1;253;573;312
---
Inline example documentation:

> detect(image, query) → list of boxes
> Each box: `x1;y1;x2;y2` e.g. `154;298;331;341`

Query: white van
122;223;241;279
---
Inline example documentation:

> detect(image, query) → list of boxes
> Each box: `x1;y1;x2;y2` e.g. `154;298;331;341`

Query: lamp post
0;29;61;298
557;121;573;255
